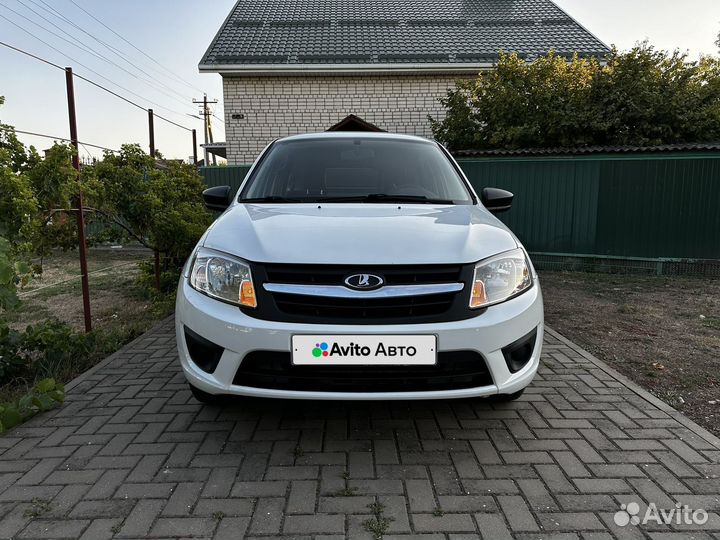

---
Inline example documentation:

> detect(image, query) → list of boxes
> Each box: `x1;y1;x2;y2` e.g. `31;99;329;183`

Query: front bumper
175;278;544;400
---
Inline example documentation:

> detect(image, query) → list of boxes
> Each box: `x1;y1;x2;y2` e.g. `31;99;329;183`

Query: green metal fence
457;153;720;262
201;165;251;192
200;151;720;272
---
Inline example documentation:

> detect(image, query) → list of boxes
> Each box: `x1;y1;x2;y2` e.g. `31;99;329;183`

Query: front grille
244;263;479;324
233;351;493;392
265;264;462;285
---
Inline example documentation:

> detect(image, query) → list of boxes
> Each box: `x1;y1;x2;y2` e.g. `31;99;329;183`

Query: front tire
189;383;224;405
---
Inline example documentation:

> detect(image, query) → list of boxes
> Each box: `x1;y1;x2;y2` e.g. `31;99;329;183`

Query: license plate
292;335;437;366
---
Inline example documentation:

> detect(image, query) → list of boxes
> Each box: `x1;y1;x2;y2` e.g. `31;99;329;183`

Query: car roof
275;132;435;144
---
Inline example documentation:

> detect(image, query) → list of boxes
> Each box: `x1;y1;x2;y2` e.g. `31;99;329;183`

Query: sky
0;0;719;162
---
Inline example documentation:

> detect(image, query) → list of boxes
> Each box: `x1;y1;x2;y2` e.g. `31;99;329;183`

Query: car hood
202;204;518;265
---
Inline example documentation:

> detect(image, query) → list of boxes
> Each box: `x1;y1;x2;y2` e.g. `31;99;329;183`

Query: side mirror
481;187;514;213
202;185;232;212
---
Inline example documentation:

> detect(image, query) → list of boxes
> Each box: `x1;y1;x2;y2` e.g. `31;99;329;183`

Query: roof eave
198;62;495;76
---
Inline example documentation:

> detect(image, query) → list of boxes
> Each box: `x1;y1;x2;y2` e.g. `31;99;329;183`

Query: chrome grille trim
263;282;464;299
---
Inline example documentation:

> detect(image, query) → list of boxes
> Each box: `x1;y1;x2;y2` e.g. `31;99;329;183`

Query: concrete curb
545;326;720;450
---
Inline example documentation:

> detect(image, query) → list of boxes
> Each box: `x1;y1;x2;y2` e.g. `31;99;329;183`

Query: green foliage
93;144;212;261
136;260;180;294
431;45;720;151
0;318;94;386
0;237;32;312
0;96;37;173
0;324;24;381
0;378;64;433
22;319;95;380
0;100;206;432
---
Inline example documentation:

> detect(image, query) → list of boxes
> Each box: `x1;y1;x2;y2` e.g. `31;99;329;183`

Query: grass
1;247;174;406
364;500;392;539
23;498;51;518
337;486;359;497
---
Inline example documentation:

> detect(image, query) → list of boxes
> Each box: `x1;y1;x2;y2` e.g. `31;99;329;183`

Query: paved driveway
0;317;718;540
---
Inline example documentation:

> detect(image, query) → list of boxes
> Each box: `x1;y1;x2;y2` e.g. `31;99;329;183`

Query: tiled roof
453;143;720;157
200;0;609;72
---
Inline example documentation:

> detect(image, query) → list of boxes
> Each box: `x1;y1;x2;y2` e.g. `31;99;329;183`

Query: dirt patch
540;271;720;436
10;248;156;332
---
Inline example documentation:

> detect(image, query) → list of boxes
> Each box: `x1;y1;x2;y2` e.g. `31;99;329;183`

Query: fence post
65;67;92;333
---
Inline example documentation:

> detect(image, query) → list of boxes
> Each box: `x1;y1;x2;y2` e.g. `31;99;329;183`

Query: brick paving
1;316;719;540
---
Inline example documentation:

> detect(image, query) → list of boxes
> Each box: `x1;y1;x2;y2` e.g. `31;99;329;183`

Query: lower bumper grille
232;351;493;393
271;291;455;319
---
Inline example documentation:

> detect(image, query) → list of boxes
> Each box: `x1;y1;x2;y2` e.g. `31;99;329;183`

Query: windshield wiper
315;194;455;204
240;196;303;203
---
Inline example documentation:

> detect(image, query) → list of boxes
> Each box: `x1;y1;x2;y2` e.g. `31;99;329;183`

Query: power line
0;11;183;119
0;20;194;129
27;0;196;105
1;0;197;114
0;37;61;68
0;40;193;132
66;0;206;95
0;125;119;152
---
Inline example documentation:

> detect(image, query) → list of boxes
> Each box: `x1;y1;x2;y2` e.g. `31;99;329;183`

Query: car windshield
239;137;473;204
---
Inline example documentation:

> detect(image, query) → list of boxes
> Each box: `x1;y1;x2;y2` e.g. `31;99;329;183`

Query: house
200;0;608;165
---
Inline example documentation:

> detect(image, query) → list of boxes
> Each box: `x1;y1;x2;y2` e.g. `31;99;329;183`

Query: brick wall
221;73;466;164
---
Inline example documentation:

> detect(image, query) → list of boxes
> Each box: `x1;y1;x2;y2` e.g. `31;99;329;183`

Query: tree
0;98;36;247
0;96;35;173
431;44;720;151
92;144;212;281
1;96;211;292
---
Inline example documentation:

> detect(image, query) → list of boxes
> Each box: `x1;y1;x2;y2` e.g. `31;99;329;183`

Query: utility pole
65;67;92;333
193;94;218;166
148;108;155;158
192;129;198;168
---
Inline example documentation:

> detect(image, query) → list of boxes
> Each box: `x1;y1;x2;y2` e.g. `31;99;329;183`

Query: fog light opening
184;326;224;374
502;328;537;373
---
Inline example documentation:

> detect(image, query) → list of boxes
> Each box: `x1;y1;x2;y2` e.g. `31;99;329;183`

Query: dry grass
10;248;157;332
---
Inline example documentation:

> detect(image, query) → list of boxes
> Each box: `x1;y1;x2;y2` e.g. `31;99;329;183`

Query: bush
431;45;720;151
22;319;95;381
0;319;96;386
0;237;32;312
0;325;24;382
0;378;64;433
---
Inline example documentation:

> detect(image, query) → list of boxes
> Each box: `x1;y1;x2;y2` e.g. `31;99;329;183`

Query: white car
176;132;543;402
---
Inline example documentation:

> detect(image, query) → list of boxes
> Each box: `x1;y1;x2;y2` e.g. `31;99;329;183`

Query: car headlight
469;248;533;309
189;247;257;308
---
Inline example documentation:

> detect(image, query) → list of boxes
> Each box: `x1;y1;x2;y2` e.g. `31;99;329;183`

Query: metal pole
192;128;198;168
148;107;160;289
65;67;92;333
203;94;209;165
148;108;155;158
